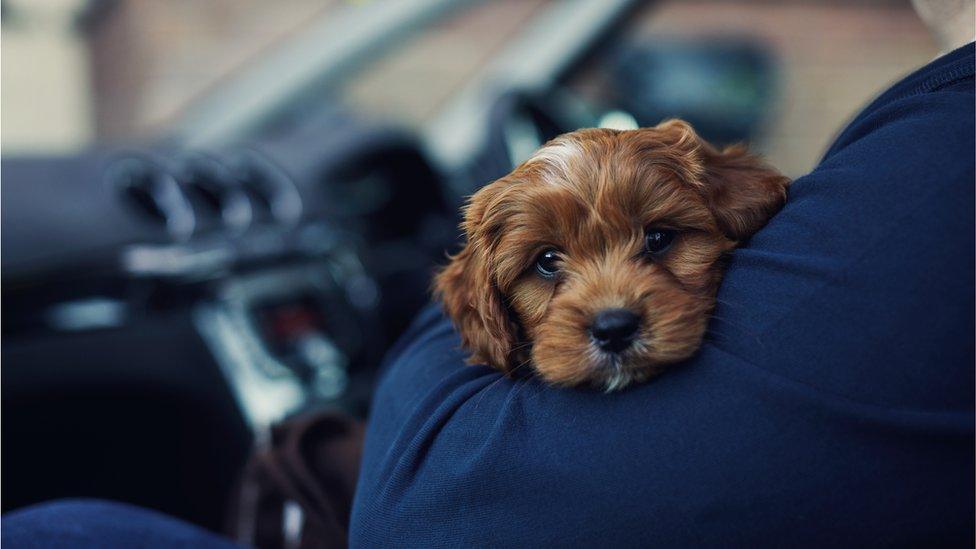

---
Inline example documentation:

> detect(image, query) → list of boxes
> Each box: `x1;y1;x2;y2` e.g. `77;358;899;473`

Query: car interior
1;0;932;533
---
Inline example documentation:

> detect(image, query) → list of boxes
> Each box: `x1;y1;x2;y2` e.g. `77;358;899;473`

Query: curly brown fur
434;120;789;391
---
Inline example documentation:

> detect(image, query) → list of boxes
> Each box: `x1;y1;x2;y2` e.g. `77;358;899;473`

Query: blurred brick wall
86;0;548;139
4;0;941;168
341;0;550;127
86;0;332;141
637;1;938;176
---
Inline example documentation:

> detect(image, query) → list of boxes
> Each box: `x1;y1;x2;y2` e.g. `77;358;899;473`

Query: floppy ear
433;182;520;372
654;119;790;241
699;143;790;241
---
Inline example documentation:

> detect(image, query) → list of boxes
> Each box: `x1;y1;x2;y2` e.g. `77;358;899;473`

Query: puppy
434;120;789;391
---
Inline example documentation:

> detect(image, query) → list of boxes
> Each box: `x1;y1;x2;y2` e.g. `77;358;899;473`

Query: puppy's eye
644;228;675;255
535;249;561;279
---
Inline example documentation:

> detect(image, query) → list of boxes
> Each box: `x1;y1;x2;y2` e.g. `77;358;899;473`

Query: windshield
2;0;937;176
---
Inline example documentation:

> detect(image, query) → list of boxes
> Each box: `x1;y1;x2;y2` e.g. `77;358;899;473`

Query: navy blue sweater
351;43;975;547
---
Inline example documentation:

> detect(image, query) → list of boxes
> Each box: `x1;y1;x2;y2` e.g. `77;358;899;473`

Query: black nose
589;309;640;353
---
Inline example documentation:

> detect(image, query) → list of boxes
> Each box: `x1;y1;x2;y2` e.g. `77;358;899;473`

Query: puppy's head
435;120;789;390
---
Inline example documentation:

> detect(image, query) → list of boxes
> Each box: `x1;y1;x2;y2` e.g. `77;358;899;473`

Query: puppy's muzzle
589;308;641;354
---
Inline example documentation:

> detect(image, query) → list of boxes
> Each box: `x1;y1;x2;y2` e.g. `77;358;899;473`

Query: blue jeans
2;499;242;548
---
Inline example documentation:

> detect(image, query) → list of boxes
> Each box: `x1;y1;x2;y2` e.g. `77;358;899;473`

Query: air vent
178;154;252;234
106;156;195;240
230;152;302;226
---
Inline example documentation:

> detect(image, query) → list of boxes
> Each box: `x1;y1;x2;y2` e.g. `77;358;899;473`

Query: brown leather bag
226;410;365;549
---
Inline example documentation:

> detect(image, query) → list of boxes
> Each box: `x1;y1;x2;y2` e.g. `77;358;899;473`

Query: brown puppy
434;120;789;391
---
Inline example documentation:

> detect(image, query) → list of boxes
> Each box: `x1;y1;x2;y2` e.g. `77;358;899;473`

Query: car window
338;0;551;128
562;1;938;176
2;0;344;153
2;0;938;178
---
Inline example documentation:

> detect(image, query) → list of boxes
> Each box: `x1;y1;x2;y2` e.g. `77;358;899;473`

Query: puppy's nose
589;309;640;353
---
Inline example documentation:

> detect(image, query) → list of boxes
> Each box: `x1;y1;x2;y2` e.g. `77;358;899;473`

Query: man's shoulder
820;89;974;174
823;42;974;162
856;41;973;114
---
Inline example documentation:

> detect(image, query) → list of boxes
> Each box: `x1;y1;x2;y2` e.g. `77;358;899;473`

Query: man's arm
350;46;975;548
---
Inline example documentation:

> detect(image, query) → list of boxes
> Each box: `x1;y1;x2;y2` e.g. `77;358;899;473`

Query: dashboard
1;113;455;528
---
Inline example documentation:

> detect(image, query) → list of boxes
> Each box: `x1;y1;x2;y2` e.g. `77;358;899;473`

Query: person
3;1;973;547
347;4;976;548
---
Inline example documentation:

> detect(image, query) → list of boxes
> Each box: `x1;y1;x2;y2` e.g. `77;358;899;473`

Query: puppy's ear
654;119;790;241
433;182;519;372
699;143;790;241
